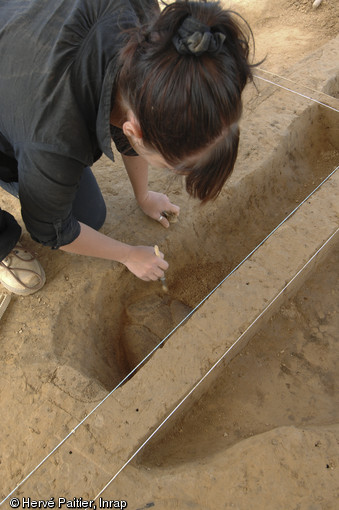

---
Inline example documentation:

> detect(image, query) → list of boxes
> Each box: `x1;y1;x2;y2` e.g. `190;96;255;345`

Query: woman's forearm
60;222;168;281
122;154;149;202
60;222;131;263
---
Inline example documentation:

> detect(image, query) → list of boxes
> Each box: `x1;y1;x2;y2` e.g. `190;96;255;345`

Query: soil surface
0;0;338;507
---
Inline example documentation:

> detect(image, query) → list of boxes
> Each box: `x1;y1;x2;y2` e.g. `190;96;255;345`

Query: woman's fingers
138;191;180;227
163;202;180;218
124;245;168;280
158;214;170;228
158;205;180;228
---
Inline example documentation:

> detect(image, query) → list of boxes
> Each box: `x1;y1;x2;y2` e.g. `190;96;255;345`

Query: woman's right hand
123;245;169;281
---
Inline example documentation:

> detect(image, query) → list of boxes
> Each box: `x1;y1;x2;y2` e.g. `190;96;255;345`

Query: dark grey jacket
0;0;156;248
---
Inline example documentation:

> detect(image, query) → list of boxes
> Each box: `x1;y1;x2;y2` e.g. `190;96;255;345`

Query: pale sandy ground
0;0;338;508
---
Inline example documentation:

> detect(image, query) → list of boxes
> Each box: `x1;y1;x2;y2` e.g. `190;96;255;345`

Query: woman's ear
122;111;142;141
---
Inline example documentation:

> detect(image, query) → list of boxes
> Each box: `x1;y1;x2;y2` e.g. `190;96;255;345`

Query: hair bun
172;16;226;56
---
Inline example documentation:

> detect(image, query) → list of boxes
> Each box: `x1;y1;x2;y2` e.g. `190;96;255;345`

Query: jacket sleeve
17;144;83;249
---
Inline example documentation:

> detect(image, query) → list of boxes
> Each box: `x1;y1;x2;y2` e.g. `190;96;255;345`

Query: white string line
94;226;339;500
253;74;339;113
257;67;339;103
1;165;338;506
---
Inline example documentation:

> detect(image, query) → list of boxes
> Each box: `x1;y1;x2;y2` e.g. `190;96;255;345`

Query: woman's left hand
137;191;180;228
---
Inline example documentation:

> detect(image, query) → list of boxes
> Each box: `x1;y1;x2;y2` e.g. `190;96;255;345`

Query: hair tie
172;16;226;56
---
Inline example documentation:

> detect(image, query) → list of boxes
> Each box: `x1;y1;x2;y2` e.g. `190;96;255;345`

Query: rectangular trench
9;167;339;502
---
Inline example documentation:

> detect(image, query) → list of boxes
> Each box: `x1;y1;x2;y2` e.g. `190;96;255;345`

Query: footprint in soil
121;294;192;370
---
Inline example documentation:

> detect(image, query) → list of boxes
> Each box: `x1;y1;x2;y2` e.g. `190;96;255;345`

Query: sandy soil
0;0;338;507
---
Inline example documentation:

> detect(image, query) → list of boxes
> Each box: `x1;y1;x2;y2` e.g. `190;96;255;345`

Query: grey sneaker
0;244;46;295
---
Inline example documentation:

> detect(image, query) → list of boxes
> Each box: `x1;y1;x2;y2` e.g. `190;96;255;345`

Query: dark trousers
0;166;106;261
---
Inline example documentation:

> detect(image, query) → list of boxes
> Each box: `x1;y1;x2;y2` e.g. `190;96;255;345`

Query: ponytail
178;123;240;203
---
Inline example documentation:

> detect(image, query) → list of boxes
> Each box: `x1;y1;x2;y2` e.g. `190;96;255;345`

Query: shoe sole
0;293;11;320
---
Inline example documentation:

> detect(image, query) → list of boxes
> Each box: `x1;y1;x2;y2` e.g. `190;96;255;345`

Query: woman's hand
137;191;180;228
123;245;169;281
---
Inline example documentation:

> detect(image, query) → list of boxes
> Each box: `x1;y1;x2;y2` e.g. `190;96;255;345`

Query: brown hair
118;1;256;202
